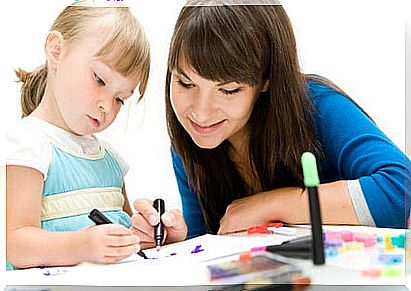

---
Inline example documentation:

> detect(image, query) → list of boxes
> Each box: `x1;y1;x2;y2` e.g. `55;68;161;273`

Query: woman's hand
79;224;140;264
131;198;188;249
218;187;306;234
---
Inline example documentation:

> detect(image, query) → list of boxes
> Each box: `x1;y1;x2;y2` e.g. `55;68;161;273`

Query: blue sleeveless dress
7;142;130;270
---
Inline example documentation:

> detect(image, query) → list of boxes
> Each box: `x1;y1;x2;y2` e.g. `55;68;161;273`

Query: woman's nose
191;90;215;123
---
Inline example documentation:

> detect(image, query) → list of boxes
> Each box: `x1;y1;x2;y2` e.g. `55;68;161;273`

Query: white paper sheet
5;232;302;286
119;233;291;264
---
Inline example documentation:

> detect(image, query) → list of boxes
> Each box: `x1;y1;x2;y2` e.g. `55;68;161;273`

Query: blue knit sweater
171;80;411;238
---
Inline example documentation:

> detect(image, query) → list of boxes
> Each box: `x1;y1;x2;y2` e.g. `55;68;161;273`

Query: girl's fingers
134;230;154;244
133;198;159;226
105;233;140;247
140;241;155;250
162;209;187;243
161;211;176;227
106;244;140;257
103;254;134;264
131;217;168;245
131;213;154;238
101;224;133;235
163;209;186;231
131;204;187;245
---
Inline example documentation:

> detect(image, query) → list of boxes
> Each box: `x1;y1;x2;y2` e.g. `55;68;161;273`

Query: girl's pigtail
15;65;48;117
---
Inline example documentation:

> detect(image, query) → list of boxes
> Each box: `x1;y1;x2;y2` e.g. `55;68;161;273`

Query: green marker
301;152;325;265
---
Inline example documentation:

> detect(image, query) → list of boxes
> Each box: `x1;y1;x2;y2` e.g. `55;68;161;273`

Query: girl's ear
45;30;65;70
260;80;269;92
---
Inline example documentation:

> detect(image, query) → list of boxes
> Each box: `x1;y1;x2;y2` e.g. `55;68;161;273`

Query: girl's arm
7;165;140;268
122;183;133;216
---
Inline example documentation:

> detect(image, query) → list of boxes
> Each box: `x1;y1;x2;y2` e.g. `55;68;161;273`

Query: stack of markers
322;230;406;278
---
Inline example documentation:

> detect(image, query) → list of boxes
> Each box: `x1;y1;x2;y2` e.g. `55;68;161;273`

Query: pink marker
354;233;376;248
250;246;267;252
324;231;342;242
339;230;354;242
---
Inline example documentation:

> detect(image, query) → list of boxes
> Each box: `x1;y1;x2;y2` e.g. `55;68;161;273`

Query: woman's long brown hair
165;2;365;233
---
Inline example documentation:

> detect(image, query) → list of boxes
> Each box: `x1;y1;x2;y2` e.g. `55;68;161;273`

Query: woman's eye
94;73;106;86
221;88;240;95
178;80;194;89
115;97;124;105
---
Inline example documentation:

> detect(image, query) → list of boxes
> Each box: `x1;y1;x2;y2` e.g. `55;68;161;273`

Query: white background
0;0;409;283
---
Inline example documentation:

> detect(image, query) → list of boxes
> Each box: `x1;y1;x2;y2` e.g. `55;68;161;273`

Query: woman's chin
191;137;223;149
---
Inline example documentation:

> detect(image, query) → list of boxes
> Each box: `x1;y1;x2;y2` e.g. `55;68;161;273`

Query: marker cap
301;152;320;187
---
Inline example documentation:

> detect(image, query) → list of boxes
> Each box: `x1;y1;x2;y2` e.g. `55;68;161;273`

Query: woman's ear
261;80;269;92
45;30;65;70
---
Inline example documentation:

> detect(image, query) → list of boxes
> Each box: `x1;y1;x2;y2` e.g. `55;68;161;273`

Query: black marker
301;152;325;265
153;199;165;251
88;208;148;259
88;208;112;224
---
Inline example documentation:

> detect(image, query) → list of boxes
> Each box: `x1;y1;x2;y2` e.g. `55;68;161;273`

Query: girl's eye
94;73;106;86
115;97;124;105
221;88;240;95
178;80;195;89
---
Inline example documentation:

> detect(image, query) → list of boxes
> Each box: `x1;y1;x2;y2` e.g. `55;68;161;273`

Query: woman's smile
189;119;226;135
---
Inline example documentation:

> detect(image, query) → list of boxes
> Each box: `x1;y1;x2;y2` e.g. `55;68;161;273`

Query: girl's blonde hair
15;2;150;117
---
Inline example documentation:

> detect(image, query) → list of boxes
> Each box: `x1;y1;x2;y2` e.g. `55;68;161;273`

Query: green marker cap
301;152;320;187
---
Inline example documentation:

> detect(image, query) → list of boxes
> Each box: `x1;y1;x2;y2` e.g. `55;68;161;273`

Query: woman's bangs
170;6;262;85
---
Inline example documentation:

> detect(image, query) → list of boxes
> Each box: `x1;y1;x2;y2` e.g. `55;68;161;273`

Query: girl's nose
98;98;114;114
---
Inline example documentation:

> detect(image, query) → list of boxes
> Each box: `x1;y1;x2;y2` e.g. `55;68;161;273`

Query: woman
131;0;410;247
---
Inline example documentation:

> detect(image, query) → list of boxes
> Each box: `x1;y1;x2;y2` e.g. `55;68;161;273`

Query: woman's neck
228;125;250;161
228;126;261;194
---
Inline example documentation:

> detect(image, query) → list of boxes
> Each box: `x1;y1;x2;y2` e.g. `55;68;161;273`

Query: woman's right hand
79;224;140;264
131;198;188;249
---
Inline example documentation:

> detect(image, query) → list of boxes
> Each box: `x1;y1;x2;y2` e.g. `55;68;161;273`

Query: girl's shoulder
98;137;129;177
7;116;52;150
5;116;53;179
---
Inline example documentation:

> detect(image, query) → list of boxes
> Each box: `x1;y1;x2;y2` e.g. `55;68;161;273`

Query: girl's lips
87;115;100;128
190;119;226;134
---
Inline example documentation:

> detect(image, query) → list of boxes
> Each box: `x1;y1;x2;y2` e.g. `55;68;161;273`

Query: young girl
131;0;410;245
6;1;150;270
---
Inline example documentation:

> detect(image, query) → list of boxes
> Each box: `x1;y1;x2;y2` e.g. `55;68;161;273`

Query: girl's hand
218;187;305;234
80;224;141;264
131;198;187;249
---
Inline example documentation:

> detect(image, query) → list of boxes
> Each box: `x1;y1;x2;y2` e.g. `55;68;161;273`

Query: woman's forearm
274;180;360;225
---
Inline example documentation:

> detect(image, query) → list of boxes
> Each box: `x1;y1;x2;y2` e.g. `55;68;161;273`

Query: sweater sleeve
170;147;207;238
311;83;411;228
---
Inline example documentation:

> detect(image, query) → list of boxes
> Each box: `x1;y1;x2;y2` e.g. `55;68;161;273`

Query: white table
4;225;409;290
